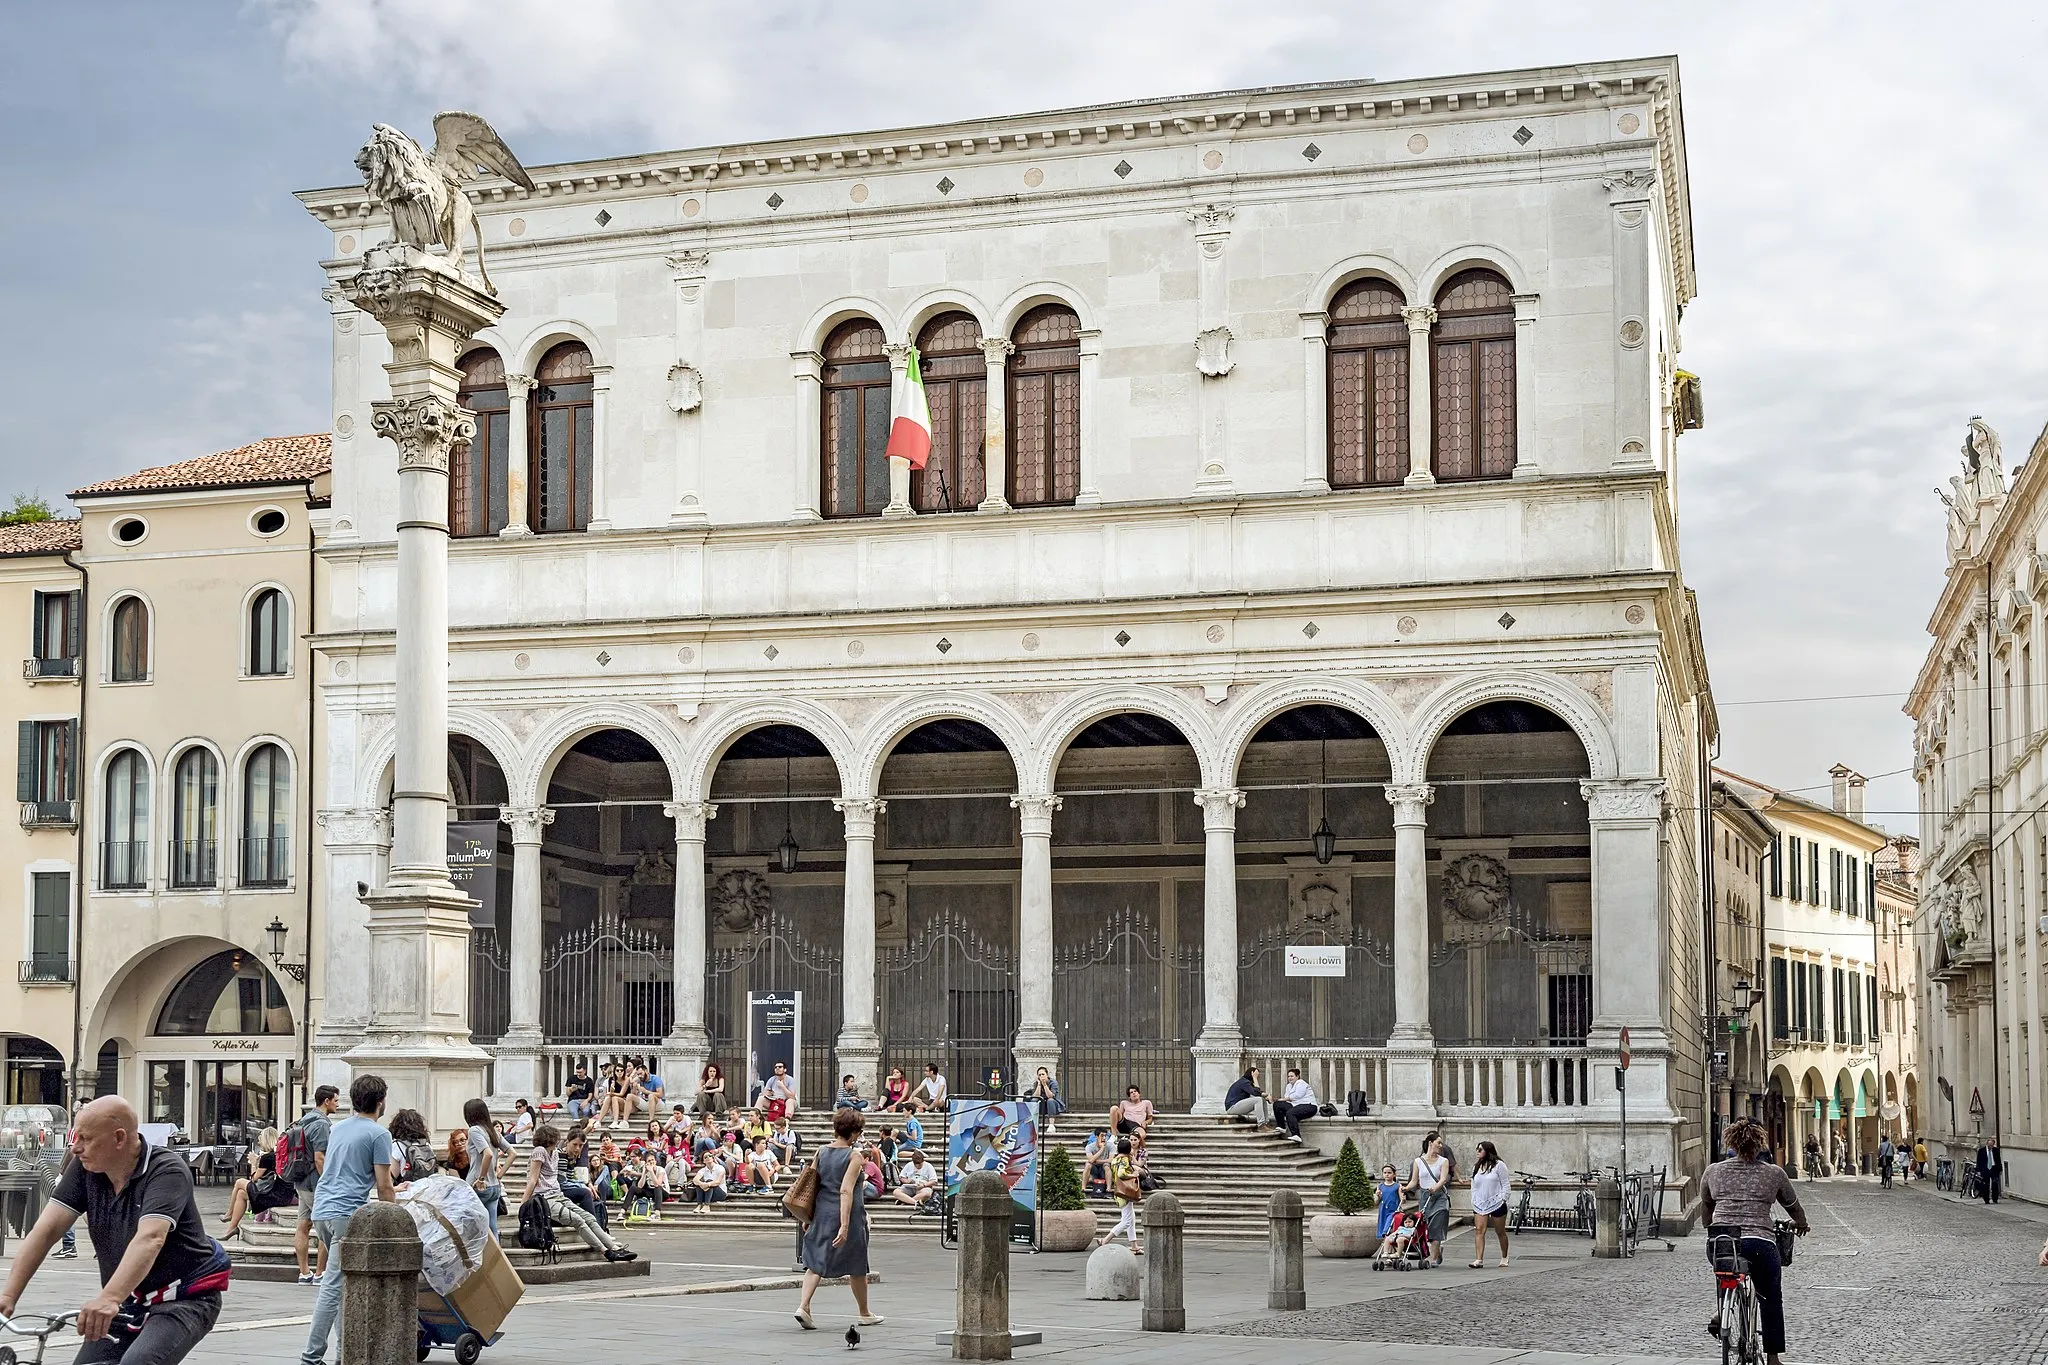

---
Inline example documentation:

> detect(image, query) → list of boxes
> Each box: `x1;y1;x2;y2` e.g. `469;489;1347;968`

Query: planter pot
1039;1208;1098;1252
1309;1213;1380;1258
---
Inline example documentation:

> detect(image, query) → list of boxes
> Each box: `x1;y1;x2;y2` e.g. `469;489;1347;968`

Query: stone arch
352;708;527;810
680;699;859;804
797;295;900;352
508;319;608;375
1301;253;1420;313
1028;684;1222;794
1217;677;1410;784
901;289;996;343
1404;671;1618;785
1416;243;1532;300
853;692;1031;800
993;280;1099;337
84;935;294;1058
523;702;691;809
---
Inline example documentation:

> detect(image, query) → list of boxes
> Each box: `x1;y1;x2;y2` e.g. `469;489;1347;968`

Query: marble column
1583;777;1673;1125
494;805;553;1099
882;344;915;517
1074;329;1103;505
978;337;1014;511
1191;788;1246;1114
587;363;614;531
500;374;533;536
790;350;825;521
311;806;391;1090
1511;294;1542;479
1401;306;1437;487
336;244;498;1131
661;801;716;1085
1011;794;1062;1082
1299;310;1331;492
1384;783;1438;1117
835;798;887;1092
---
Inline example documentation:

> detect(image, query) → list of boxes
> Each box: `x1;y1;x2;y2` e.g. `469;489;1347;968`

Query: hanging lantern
777;755;800;874
1312;815;1337;865
1309;735;1336;864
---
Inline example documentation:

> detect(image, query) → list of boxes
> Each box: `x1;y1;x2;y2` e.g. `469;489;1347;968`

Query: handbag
1112;1173;1144;1201
781;1160;821;1223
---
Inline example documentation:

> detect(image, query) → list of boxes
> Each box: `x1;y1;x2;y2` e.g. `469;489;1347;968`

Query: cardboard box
442;1237;524;1339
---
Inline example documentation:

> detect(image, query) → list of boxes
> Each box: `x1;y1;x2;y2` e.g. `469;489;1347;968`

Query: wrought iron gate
541;918;672;1046
469;927;509;1045
1239;921;1394;1047
1053;906;1202;1108
707;911;843;1105
879;908;1016;1097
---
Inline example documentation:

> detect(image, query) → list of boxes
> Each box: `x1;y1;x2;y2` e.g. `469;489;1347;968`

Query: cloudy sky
5;1;2045;825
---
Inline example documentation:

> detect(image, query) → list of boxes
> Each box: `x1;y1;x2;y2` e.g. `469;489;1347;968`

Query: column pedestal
1583;777;1676;1131
1383;783;1439;1119
1191;789;1246;1113
661;801;716;1086
835;799;887;1094
1012;795;1061;1083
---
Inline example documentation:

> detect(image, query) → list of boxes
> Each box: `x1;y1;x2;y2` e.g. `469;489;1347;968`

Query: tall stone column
882;344;915;517
1074;329;1103;505
336;245;500;1131
978;337;1014;511
500;373;533;537
1511;294;1542;479
666;249;712;527
835;798;887;1092
1191;788;1246;1114
1011;794;1061;1084
494;805;552;1099
790;350;825;521
661;801;716;1086
312;806;391;1090
1298;310;1331;492
1603;168;1658;471
1384;783;1437;1117
586;363;614;531
1401;306;1437;487
1583;777;1673;1124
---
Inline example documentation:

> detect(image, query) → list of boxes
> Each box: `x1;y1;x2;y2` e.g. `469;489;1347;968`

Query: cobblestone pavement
1210;1178;2048;1364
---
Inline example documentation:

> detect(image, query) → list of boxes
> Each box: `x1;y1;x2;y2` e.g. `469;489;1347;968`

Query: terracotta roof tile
71;434;331;499
0;518;82;557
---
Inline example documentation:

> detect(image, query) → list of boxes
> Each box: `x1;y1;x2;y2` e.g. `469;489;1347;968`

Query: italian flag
885;345;933;470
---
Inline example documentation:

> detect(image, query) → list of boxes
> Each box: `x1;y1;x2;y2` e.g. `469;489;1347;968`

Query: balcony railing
1435;1045;1592;1110
21;656;77;681
100;840;147;890
239;837;290;888
1243;1047;1389;1112
169;840;218;890
19;800;77;829
19;956;73;985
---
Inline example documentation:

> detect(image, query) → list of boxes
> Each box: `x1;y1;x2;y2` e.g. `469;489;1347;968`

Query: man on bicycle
1701;1118;1809;1365
0;1096;229;1365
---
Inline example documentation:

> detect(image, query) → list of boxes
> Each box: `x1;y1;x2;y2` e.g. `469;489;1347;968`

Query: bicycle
1707;1221;1794;1365
1507;1170;1541;1234
0;1312;79;1365
1562;1169;1599;1237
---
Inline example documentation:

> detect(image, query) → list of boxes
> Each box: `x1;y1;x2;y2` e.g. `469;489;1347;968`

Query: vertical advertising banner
942;1099;1040;1247
447;822;500;927
746;991;800;1106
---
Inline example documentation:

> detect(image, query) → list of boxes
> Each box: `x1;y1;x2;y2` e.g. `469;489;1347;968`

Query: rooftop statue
354;112;535;294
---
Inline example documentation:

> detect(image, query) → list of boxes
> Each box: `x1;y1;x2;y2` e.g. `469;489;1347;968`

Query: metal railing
18;801;76;830
168;840;217;890
1435;1045;1591;1109
21;657;77;681
238;837;290;888
18;956;72;985
1243;1047;1388;1111
100;841;146;890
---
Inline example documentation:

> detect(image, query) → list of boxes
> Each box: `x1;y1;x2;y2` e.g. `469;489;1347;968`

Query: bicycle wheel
1719;1288;1739;1365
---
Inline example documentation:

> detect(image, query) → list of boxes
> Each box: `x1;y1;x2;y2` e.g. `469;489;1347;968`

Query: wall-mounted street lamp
266;917;309;983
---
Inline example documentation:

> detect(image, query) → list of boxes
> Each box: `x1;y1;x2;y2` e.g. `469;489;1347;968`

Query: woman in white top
1467;1139;1511;1268
1405;1131;1453;1267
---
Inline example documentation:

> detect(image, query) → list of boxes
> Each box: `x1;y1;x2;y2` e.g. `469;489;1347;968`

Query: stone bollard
339;1201;422;1365
1140;1190;1185;1333
1591;1178;1623;1259
1267;1189;1306;1311
954;1171;1013;1361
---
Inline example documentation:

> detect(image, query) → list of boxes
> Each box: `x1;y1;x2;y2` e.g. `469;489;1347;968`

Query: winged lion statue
354;111;535;294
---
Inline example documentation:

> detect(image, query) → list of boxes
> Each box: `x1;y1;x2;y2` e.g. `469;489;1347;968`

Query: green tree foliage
1327;1136;1372;1215
1041;1143;1088;1211
0;495;53;526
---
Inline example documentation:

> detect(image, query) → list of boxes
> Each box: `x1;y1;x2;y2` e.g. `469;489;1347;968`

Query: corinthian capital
1580;777;1667;823
1010;792;1063;834
371;393;475;474
499;805;556;843
663;800;718;840
1383;783;1436;817
979;337;1016;364
1401;305;1438;331
317;805;392;850
1192;788;1247;830
834;797;888;837
504;371;536;398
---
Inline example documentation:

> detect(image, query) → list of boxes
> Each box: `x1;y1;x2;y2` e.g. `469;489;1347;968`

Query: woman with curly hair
1701;1117;1811;1365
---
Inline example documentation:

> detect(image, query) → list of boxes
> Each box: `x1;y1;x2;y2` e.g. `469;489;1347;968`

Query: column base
1193;474;1235;497
1382;1033;1440;1120
667;501;711;528
340;1034;493;1135
1013;1023;1061;1095
492;1029;544;1103
497;524;532;539
835;1030;884;1097
976;496;1011;514
1190;1033;1245;1115
660;1024;713;1098
1402;470;1437;488
1073;488;1102;507
880;501;915;519
1299;477;1332;494
1511;461;1543;480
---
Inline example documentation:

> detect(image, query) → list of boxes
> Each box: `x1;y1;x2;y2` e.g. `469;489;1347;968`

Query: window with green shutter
28;871;69;979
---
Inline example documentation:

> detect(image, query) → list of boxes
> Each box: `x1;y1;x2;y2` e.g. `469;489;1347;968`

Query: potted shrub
1309;1137;1379;1258
1038;1145;1098;1251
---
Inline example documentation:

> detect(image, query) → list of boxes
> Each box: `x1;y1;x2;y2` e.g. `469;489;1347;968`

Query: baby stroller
1372;1206;1432;1271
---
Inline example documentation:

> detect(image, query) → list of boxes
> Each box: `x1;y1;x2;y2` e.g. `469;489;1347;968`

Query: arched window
912;312;987;512
240;744;289;887
170;748;219;889
532;342;594;533
454;349;511;537
1007;304;1081;506
154;950;291;1036
248;589;289;677
102;748;149;889
821;319;891;518
1327;278;1410;486
1430;269;1516;481
109;596;149;683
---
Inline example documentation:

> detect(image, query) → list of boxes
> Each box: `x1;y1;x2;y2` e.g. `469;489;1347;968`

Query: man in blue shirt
300;1075;394;1365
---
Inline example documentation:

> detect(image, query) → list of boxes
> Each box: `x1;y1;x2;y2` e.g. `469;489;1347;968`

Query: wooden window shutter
62;718;78;800
65;590;81;659
17;720;36;802
1770;834;1783;897
29;594;45;658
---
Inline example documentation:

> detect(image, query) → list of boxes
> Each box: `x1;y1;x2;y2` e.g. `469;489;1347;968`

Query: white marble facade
304;59;1712;1171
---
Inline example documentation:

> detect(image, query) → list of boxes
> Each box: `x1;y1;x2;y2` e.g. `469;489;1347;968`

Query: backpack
516;1194;558;1257
1345;1090;1370;1118
277;1118;319;1185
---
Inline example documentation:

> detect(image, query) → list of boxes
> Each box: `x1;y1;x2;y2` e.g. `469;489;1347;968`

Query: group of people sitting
579;1105;806;1216
1221;1065;1323;1141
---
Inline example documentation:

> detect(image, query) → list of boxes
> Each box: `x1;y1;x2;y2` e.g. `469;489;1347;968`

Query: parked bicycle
1934;1157;1955;1191
0;1311;78;1365
1960;1166;1984;1200
1506;1170;1591;1235
1562;1169;1600;1237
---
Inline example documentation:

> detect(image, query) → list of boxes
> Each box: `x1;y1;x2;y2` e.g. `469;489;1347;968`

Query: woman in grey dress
795;1108;883;1331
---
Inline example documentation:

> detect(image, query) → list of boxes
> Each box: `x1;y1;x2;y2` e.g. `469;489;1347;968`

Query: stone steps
225;1226;648;1285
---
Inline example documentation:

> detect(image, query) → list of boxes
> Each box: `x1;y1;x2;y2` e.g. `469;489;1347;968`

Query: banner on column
448;821;500;927
941;1099;1040;1248
745;991;801;1107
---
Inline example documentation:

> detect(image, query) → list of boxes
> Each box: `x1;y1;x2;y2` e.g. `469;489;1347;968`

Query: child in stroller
1373;1200;1433;1271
